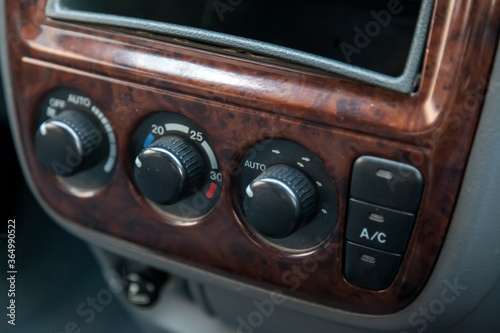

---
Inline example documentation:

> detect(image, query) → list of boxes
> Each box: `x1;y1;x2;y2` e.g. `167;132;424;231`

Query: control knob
35;110;103;176
243;164;318;238
134;135;204;205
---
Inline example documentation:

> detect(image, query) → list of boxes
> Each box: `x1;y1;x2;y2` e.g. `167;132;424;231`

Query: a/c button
346;199;415;254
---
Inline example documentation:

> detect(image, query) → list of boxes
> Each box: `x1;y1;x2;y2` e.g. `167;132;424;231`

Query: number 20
151;124;165;135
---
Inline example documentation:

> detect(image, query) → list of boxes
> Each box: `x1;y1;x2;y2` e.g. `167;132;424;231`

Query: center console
3;0;500;332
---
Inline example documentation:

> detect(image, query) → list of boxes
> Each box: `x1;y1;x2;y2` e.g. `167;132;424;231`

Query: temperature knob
134;135;204;205
243;164;318;238
35;110;103;176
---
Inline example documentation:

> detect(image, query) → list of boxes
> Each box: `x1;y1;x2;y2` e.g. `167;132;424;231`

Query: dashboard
2;0;500;332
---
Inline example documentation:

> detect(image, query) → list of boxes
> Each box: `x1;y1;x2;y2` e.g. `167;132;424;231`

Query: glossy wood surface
5;0;500;314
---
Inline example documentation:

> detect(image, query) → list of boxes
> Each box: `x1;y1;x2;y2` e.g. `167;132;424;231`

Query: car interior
1;0;500;332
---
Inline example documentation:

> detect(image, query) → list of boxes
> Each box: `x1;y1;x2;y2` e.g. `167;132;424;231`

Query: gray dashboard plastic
45;0;434;93
2;0;500;331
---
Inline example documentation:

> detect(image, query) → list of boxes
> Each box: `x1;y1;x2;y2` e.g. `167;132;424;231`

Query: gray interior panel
90;247;234;333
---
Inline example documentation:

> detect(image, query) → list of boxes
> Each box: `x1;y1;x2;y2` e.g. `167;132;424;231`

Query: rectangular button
350;156;423;212
344;242;402;290
346;199;415;253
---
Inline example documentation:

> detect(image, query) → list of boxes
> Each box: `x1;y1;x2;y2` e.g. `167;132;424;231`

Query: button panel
345;156;423;290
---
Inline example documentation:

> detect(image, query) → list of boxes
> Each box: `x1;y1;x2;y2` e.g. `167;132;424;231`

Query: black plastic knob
35;110;103;176
243;164;318;238
134;135;204;205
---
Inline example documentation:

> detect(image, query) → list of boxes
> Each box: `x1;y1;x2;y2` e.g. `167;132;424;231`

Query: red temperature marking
206;182;217;199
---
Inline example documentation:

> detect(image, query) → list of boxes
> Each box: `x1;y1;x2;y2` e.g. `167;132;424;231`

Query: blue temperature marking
143;133;155;148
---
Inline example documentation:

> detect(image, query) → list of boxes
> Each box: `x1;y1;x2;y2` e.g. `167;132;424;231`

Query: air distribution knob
35;110;103;177
243;164;318;238
134;135;204;205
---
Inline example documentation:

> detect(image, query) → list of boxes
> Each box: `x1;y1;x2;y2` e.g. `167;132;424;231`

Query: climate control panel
17;60;450;315
33;88;426;293
32;85;427;295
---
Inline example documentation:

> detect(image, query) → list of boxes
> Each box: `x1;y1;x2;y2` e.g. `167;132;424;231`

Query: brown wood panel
4;0;500;314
